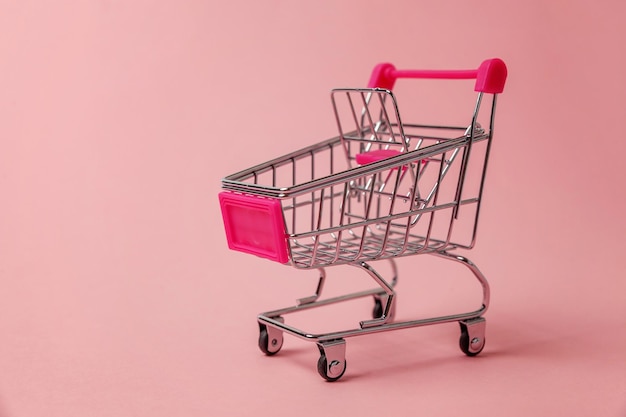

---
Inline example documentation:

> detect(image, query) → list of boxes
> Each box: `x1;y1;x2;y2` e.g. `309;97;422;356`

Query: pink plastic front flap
219;192;289;264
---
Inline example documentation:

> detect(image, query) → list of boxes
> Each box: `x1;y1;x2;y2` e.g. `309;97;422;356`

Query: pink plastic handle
367;58;507;93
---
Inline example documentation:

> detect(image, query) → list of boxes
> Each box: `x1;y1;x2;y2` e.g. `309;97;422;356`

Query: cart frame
219;58;507;381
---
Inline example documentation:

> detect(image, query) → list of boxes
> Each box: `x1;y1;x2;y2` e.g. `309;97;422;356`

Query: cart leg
317;339;347;382
356;262;396;329
432;251;490;312
431;251;489;356
373;259;398;319
373;293;393;319
297;268;327;306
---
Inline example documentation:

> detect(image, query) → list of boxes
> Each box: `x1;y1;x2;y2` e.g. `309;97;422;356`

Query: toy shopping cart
219;58;507;381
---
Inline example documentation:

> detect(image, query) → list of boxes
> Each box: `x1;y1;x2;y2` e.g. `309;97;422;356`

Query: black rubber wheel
317;353;346;382
459;323;485;357
372;298;384;319
258;323;283;356
373;295;395;321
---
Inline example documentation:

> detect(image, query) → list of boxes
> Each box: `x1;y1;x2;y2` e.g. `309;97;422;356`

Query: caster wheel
373;298;384;319
459;319;486;356
372;294;395;321
317;339;347;382
258;320;283;356
317;353;347;382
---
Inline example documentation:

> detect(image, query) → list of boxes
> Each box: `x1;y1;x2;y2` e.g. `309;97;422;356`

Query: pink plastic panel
355;149;402;165
355;149;427;167
219;192;289;264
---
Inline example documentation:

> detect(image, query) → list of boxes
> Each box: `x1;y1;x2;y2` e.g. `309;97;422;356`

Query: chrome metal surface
356;262;395;328
432;250;490;311
297;268;326;306
257;251;489;343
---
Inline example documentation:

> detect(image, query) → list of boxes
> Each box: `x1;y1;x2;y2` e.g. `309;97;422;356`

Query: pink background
1;1;625;416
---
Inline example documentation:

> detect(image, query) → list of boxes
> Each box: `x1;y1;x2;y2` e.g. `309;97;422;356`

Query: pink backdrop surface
1;1;625;416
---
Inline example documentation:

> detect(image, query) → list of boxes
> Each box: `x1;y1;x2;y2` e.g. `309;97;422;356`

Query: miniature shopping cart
219;58;507;381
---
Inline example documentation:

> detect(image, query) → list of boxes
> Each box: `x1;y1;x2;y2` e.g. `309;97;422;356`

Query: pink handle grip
367;58;507;93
